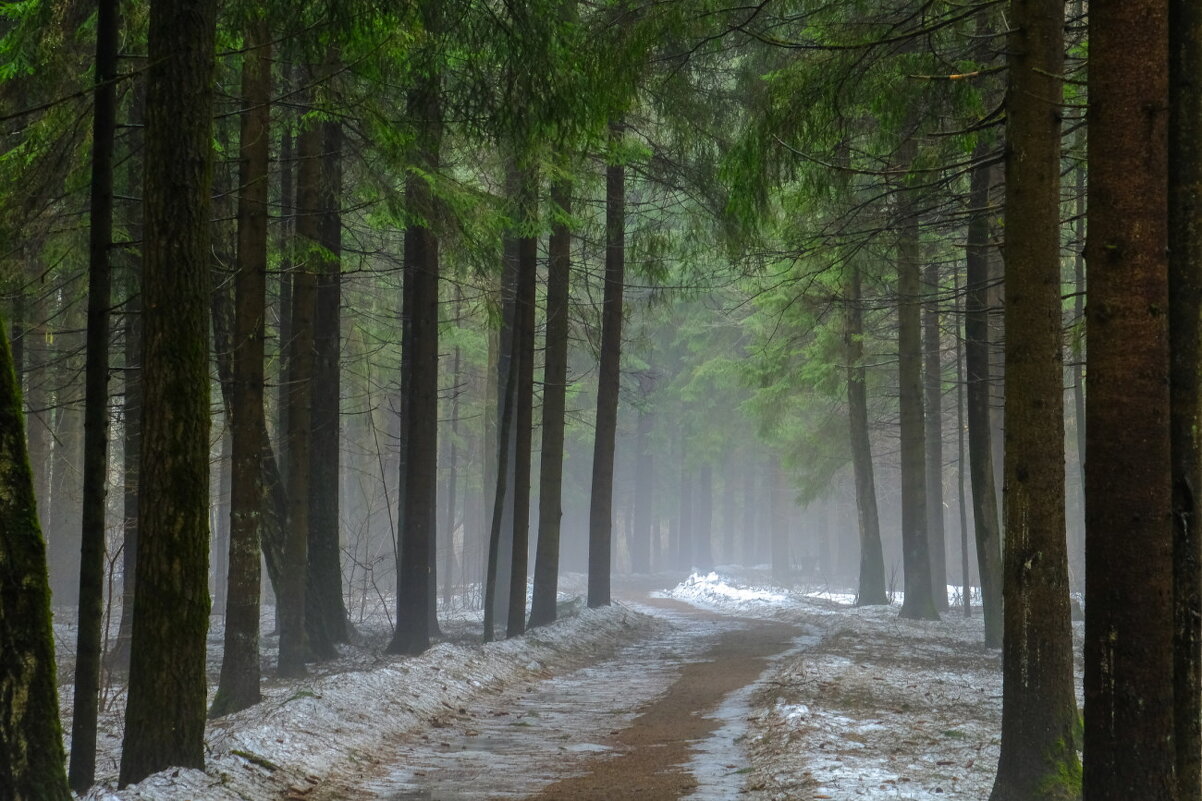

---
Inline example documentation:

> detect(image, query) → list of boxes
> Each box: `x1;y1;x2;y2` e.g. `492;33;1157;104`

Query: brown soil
524;598;799;801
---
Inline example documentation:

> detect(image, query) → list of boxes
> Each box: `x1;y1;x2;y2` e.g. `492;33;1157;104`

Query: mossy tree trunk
118;0;217;783
0;314;70;801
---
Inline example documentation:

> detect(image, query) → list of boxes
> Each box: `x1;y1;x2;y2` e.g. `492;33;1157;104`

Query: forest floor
60;570;1084;800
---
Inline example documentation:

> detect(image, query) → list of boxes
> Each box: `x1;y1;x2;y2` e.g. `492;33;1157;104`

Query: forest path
325;589;810;801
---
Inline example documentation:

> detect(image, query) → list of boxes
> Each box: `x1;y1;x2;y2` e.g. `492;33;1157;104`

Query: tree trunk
896;141;937;621
923;259;947;610
389;67;441;654
210;20;270;718
587;122;626;608
118;0;217;782
69;0;117;786
1083;1;1174;797
0;313;70;800
279;114;320;677
631;405;653;574
846;262;887;605
109;282;139;670
1171;1;1202;796
955;268;971;617
770;459;789;583
966;156;1003;648
309;113;348;644
530;181;572;628
507;174;537;637
989;0;1079;794
696;462;714;571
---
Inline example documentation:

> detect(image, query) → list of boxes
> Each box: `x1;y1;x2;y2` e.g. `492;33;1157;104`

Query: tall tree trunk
530;181;572;628
897;139;937;621
770;459;789;583
389;66;441;655
118;0;217;782
696;462;714;571
484;260;517;641
966;156;1004;648
955;267;971;617
210;19;270;718
1171;1;1202;796
69;0;117;787
679;460;693;570
989;0;1079;795
109;282;139;670
442;325;460;607
742;459;755;566
507;175;537;637
846;262;887;605
309;112;348;644
923;260;947;610
587;122;626;608
1083;1;1174;797
0;313;70;800
276;124;293;471
631;404;653;574
279;113;320;677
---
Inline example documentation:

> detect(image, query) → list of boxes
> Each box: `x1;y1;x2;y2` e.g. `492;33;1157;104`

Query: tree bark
846;262;887;605
0;312;70;800
279;114;320;677
119;0;217;781
69;0;117;786
966;156;1003;648
389;66;441;655
1171;1;1202;796
897;138;937;621
1083;1;1174;797
587;122;626;608
507;175;537;637
989;0;1079;795
309;112;348;644
923;260;947;610
530;181;572;628
210;18;270;718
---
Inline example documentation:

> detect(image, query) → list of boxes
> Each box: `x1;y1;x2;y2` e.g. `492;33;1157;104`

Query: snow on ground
662;570;1083;801
68;589;652;801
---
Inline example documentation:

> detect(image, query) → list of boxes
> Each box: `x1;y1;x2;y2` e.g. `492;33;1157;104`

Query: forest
0;0;1194;799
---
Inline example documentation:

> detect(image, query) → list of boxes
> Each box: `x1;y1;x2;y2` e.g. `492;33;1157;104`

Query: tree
389;34;442;654
896;136;938;622
923;259;947;610
68;0;117;787
529;180;572;628
990;0;1079;795
507;174;537;638
119;0;218;782
845;260;887;605
588;121;627;608
1170;0;1202;794
1083;1;1175;797
211;15;271;718
0;312;69;801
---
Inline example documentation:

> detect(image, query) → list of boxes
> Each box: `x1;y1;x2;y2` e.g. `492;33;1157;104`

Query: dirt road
334;596;806;800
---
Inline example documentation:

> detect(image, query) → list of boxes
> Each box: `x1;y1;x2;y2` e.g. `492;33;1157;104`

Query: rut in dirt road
349;599;808;800
527;605;799;800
